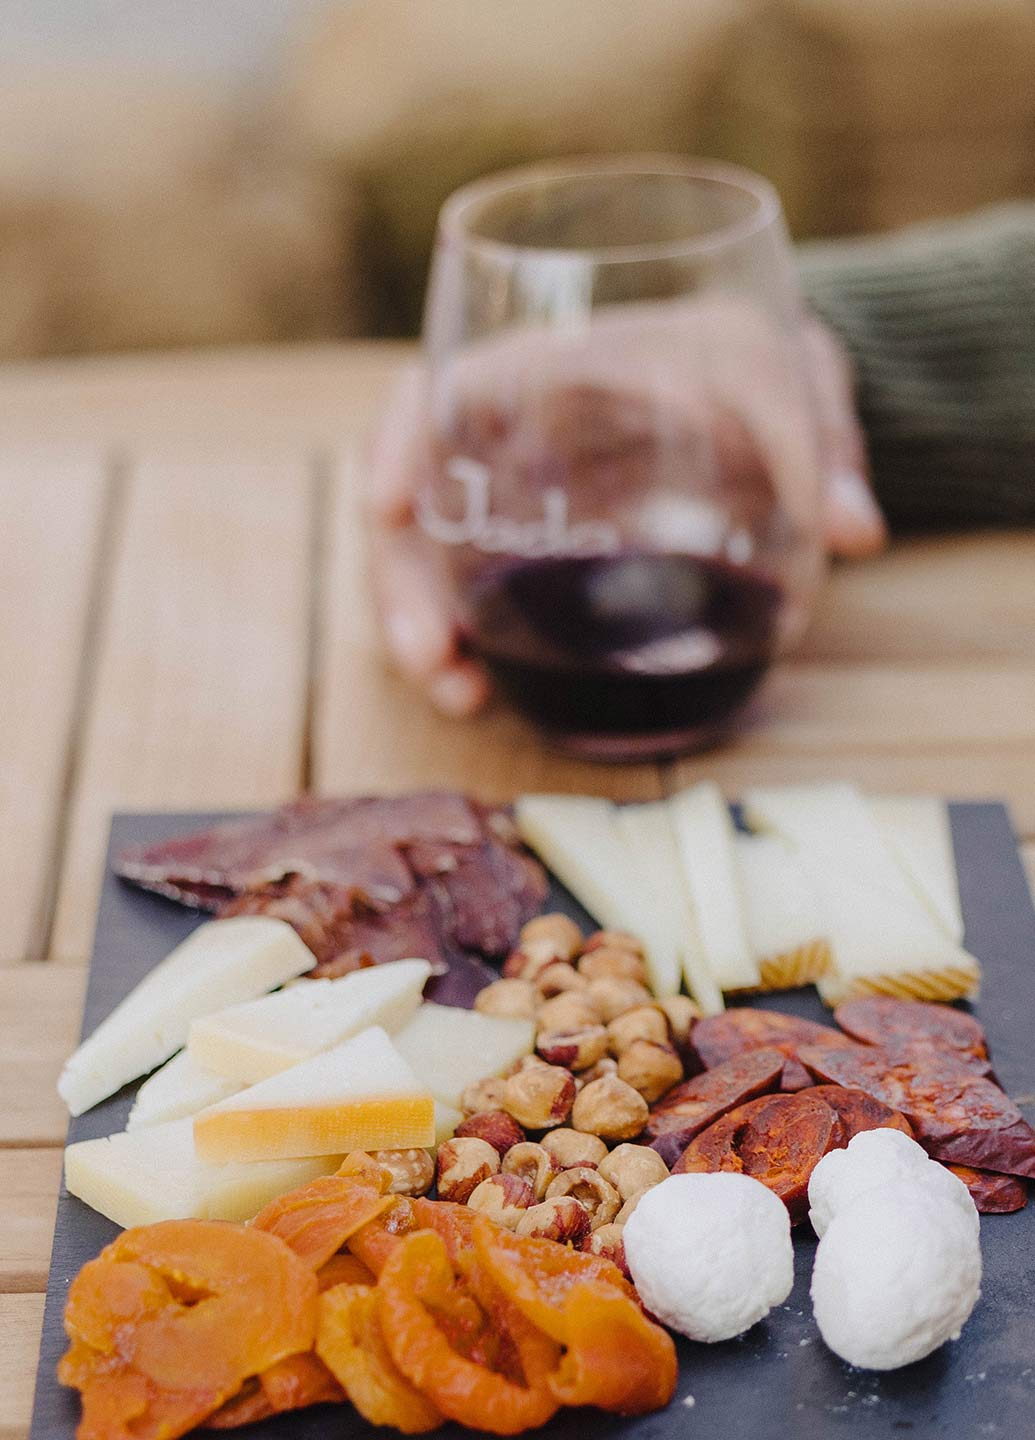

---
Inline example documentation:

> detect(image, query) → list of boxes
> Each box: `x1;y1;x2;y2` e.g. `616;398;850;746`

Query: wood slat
313;454;662;801
0;967;84;1146
0;456;109;963
0;1293;44;1440
0;1151;62;1293
801;532;1035;664
49;455;314;963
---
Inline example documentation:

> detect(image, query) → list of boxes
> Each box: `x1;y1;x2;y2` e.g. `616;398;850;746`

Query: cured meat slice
116;793;547;987
691;1009;859;1092
646;1049;785;1167
672;1091;842;1223
945;1165;1028;1214
798;1043;1035;1179
796;1085;914;1142
834;997;988;1067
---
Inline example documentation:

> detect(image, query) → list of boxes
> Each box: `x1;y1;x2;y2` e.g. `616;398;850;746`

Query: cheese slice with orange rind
193;1026;434;1164
187;959;431;1085
65;1118;342;1228
735;833;831;991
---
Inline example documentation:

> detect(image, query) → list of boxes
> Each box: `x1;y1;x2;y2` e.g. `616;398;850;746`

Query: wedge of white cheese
735;833;830;988
668;783;760;991
59;918;315;1117
126;1049;241;1130
515;794;685;998
870;795;964;942
65;1118;341;1228
193;1025;435;1164
614;802;724;1013
392;1003;535;1110
187;958;431;1085
743;784;979;1003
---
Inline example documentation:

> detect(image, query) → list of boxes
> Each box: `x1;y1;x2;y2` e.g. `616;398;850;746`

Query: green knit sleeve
797;205;1035;530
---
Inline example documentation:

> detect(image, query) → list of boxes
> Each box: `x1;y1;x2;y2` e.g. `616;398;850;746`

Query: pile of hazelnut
433;913;699;1274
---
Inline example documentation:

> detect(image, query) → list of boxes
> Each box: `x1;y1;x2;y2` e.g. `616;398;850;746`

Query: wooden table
2;341;1034;1437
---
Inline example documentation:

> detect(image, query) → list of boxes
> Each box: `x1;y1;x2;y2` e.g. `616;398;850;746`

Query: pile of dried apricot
59;1152;676;1438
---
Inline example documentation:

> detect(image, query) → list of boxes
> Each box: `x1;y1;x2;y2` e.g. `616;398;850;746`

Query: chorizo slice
691;1009;858;1092
796;1085;914;1143
798;1043;1035;1180
944;1165;1028;1214
646;1048;785;1167
672;1092;841;1223
834;997;989;1069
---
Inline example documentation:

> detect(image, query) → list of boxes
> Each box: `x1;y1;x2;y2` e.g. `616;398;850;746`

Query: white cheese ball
808;1128;978;1239
623;1172;794;1343
811;1184;981;1369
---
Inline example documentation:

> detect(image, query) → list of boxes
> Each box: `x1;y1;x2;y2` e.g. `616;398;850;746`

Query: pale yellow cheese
64;1119;341;1228
515;794;685;998
392;1003;534;1110
59;917;314;1117
735;833;831;989
127;1049;242;1130
668;783;760;991
193;1026;434;1163
434;1101;463;1145
187;959;431;1084
870;795;964;942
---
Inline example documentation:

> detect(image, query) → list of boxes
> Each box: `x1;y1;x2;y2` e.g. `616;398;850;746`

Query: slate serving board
32;805;1035;1440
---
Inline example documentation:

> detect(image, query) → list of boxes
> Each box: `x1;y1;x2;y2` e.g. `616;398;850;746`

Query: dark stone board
31;804;1035;1440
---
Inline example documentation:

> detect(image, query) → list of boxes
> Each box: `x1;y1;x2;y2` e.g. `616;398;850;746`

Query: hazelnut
581;930;646;958
474;978;538;1020
615;1189;648;1225
539;1127;608;1170
574;1056;619;1090
577;946;648;986
537;991;602;1033
598;1143;670;1200
570;1074;649;1141
584;977;655;1024
617;1039;684;1103
467;1172;535;1228
436;1137;499;1203
606;1005;670;1055
658;993;701;1049
502;1142;557;1199
454;1109;526;1156
536;1025;609;1072
502;1064;576;1130
519;913;583;964
459;1076;508;1115
534;962;587;999
372;1148;435;1197
516;1197;591;1246
583;1223;630;1277
546;1166;621;1230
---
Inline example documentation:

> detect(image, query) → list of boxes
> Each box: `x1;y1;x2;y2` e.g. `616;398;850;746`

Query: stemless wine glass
418;156;826;759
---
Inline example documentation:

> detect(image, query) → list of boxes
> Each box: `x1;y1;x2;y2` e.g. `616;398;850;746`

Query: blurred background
3;0;1033;361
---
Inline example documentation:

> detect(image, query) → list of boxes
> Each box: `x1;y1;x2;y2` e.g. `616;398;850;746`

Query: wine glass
418;156;826;760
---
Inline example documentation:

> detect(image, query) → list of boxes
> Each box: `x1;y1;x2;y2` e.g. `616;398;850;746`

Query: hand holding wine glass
368;160;887;752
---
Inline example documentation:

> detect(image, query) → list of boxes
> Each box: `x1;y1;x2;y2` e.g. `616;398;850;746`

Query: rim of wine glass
437;154;784;265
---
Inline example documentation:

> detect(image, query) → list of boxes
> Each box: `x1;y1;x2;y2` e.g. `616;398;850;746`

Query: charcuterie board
31;804;1035;1440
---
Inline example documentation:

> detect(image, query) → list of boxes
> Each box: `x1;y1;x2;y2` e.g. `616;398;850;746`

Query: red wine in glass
464;550;783;759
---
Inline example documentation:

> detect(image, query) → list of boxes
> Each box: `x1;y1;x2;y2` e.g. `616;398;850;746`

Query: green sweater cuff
798;204;1035;530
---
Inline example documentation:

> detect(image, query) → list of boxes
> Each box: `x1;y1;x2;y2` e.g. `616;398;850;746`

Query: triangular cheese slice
392;1004;534;1109
127;1050;241;1130
188;959;431;1084
870;794;964;942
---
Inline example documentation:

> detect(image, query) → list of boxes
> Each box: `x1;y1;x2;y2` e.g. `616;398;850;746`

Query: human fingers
800;318;887;559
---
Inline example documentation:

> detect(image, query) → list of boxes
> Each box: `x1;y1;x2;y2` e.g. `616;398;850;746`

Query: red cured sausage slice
672;1092;841;1223
797;1085;914;1143
691;1010;859;1092
834;998;989;1068
646;1049;785;1167
798;1043;1035;1180
945;1165;1028;1214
